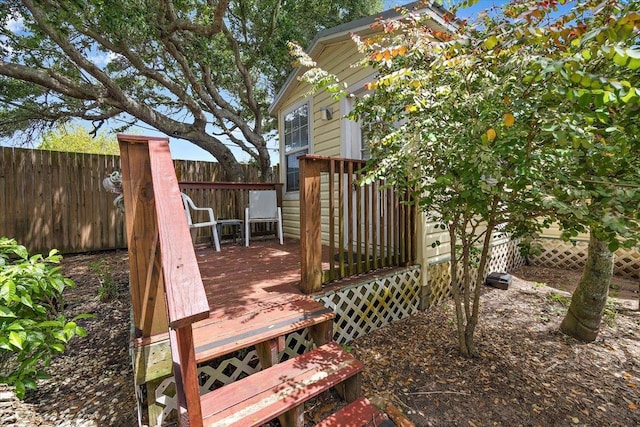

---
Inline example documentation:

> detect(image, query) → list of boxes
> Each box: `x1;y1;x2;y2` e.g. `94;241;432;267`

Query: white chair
245;190;283;246
181;193;221;251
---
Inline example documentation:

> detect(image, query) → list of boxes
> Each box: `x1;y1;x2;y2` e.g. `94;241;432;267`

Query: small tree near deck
293;4;561;358
294;0;640;354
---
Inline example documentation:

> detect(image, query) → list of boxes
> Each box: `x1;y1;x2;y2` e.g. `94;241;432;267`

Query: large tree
0;0;382;180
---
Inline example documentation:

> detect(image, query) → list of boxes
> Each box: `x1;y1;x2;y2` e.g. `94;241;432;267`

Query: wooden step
133;297;335;382
196;342;363;427
315;397;394;427
193;297;334;364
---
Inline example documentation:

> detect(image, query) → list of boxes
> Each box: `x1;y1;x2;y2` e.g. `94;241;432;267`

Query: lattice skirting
427;239;526;306
530;238;640;279
144;266;422;426
314;266;421;344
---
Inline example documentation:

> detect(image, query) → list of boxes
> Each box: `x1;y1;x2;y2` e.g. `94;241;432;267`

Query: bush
0;238;90;398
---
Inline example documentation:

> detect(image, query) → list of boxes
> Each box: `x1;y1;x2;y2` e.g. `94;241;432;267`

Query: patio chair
181;192;221;251
245;190;283;246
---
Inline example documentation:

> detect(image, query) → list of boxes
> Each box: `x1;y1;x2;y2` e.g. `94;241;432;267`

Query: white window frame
281;100;312;195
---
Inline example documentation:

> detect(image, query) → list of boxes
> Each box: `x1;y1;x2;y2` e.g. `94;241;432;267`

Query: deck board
195;238;306;316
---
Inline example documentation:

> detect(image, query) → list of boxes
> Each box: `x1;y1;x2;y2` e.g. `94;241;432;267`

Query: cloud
5;15;24;33
89;50;119;67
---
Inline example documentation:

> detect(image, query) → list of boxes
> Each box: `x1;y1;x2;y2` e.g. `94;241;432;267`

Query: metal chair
244;190;283;246
181;192;221;251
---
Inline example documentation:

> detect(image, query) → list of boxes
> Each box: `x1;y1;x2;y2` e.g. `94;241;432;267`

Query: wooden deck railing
118;135;209;426
299;155;417;293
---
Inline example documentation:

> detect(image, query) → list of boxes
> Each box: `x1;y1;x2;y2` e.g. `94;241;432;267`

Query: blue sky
2;0;508;162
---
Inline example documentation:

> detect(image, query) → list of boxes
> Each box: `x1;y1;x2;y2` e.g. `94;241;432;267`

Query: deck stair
189;296;382;427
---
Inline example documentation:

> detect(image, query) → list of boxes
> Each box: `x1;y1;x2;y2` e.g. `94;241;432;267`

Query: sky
2;0;508;163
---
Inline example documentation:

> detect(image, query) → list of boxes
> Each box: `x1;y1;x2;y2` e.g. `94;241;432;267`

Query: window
283;103;309;192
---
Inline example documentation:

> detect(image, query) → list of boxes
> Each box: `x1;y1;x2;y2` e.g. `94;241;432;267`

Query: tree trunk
560;231;614;342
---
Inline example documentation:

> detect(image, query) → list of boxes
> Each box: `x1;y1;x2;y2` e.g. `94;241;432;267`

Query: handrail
299;154;416;293
149;145;210;328
118;134;208;427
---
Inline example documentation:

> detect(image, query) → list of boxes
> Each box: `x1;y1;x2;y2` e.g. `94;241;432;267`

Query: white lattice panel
531;238;640;279
488;239;526;273
314;266;421;344
615;250;640;278
530;239;589;271
151;331;312;425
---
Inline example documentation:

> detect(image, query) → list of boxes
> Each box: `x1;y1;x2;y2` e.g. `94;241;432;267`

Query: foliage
88;259;117;302
0;237;90;399
38;123;118;155
294;0;639;355
0;0;382;180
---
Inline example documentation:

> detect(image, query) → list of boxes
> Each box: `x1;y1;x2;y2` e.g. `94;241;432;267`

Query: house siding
279;40;369;240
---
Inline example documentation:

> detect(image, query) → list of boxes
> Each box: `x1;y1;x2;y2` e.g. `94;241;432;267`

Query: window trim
340;75;375;160
281;99;312;195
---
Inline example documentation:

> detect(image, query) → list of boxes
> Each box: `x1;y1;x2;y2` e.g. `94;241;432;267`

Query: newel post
300;156;323;293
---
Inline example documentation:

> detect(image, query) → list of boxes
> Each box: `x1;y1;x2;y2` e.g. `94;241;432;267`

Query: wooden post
300;156;323;293
170;327;203;427
118;136;168;337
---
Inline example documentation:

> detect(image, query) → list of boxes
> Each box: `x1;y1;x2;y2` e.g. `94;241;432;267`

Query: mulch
1;251;639;426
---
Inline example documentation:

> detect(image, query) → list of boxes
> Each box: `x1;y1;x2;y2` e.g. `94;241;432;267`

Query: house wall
278;39;372;241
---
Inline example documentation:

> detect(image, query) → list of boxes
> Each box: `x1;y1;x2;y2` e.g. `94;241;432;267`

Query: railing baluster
355;165;363;274
328;159;336;282
347;161;354;277
338;161;345;279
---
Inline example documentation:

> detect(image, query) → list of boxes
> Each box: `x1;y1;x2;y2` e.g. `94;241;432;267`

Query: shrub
89;259;117;302
0;238;90;398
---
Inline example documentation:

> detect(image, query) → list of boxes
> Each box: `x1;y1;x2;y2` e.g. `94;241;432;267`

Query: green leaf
37;320;64;328
9;331;24;350
0;305;16;318
50;343;65;353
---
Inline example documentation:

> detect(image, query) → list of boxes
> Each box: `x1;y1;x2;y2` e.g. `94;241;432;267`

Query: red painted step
315;397;394;427
195;342;363;427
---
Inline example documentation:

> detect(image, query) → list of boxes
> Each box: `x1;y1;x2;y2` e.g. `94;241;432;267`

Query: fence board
0;147;275;254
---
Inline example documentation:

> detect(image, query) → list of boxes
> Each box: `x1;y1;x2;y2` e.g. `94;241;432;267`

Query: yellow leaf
375;52;383;61
486;128;497;141
484;35;498;50
504;113;515;127
629;403;637;411
504;96;510;105
398;45;407;56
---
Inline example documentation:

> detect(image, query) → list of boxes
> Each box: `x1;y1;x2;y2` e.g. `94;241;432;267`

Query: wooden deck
196;238;305;318
195;237;404;317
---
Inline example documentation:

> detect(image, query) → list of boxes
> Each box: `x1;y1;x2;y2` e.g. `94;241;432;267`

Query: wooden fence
0;146;275;254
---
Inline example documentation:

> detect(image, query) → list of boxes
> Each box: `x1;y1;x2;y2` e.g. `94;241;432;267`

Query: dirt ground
1;251;639;427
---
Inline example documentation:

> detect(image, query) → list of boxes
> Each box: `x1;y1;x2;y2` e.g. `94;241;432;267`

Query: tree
536;0;640;341
0;0;382;181
38;123;119;154
294;0;640;354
